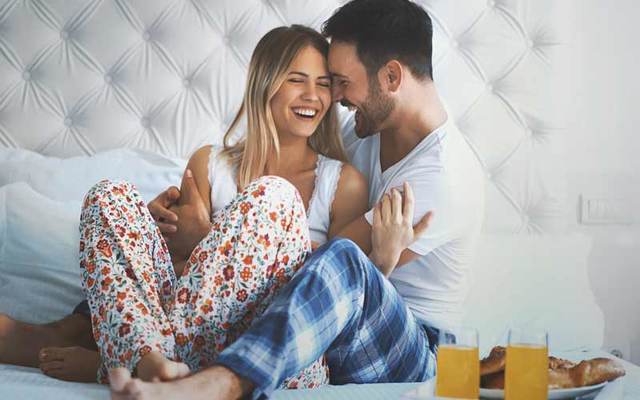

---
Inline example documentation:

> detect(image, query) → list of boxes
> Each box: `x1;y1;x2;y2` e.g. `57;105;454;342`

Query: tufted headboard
0;0;568;234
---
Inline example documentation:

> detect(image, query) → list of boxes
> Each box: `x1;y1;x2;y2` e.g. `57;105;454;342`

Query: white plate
479;382;607;399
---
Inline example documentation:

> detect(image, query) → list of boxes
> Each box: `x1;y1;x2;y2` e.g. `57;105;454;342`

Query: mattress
1;350;638;399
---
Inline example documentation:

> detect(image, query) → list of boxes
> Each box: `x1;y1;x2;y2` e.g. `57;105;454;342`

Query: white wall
567;0;640;365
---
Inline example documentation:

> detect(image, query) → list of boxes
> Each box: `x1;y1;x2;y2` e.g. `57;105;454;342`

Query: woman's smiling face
270;45;332;141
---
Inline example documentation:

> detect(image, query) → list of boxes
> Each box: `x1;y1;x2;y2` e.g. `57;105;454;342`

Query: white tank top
207;146;343;245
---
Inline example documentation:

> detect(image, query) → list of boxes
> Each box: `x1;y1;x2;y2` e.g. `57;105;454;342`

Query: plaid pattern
216;238;436;399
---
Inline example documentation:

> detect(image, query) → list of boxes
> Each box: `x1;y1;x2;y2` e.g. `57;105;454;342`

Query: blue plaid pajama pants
216;237;437;399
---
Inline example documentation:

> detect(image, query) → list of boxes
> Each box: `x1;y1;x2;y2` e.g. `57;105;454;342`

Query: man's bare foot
136;351;190;382
109;365;252;400
38;346;100;382
0;313;95;367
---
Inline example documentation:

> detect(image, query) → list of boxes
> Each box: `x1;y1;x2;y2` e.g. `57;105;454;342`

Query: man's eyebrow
289;71;332;80
330;73;348;79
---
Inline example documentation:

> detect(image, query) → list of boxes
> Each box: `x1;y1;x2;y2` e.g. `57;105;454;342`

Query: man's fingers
373;201;382;227
165;186;181;203
381;193;392;223
403;182;415;223
413;211;433;238
391;189;403;223
156;222;178;234
149;203;178;223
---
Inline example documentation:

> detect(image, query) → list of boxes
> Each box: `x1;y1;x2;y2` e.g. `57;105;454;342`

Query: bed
1;0;638;399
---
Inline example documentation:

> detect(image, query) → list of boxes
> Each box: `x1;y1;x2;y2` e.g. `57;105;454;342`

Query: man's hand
369;182;432;276
164;169;212;263
148;186;181;234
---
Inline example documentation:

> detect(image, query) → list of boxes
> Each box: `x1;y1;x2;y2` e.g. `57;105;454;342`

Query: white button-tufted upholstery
0;0;567;234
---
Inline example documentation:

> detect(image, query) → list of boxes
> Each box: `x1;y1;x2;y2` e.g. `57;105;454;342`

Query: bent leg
215;238;435;397
169;176;328;387
0;313;94;367
79;180;178;381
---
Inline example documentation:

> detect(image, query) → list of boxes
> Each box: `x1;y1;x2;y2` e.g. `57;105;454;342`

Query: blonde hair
221;25;346;189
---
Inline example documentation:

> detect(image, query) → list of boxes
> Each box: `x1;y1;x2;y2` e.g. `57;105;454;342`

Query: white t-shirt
207;146;344;246
343;117;485;329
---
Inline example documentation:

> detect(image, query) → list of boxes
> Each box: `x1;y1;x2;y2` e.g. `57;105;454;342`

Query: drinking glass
505;328;548;400
435;326;479;399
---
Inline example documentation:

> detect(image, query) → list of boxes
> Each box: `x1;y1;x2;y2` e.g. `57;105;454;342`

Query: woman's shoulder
335;162;367;198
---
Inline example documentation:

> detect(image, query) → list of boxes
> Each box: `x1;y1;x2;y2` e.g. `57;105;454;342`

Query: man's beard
353;78;395;138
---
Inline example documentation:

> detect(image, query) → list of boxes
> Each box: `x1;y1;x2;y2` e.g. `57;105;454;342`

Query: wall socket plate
580;195;631;225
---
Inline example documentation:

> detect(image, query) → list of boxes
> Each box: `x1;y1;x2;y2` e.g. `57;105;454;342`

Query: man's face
328;41;394;138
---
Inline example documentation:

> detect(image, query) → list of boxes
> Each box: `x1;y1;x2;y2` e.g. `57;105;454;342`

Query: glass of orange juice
505;328;548;400
435;326;479;399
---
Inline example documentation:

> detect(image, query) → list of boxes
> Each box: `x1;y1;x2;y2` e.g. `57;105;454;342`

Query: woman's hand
369;182;433;276
163;169;212;263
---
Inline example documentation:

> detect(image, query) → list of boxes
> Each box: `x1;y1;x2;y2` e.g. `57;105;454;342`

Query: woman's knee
242;176;301;207
307;237;372;278
82;179;138;208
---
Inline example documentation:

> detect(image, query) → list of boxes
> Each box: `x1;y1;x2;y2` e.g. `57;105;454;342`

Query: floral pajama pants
78;176;329;388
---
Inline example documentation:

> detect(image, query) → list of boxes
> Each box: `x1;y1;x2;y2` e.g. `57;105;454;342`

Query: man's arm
338;183;432;275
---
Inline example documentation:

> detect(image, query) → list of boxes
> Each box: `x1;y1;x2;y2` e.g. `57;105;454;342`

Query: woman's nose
301;82;319;101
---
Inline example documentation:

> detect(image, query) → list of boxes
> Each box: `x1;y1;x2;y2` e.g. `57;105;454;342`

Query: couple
0;0;485;399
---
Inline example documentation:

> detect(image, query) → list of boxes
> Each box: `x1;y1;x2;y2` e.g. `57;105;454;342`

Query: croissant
479;346;626;389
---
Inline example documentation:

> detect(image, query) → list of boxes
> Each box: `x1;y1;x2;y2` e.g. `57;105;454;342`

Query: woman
0;25;368;389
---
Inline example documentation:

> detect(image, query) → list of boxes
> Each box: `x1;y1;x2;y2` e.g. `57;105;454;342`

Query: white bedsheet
1;350;638;400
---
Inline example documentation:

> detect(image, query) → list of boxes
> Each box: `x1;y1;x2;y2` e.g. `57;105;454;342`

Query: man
107;0;485;399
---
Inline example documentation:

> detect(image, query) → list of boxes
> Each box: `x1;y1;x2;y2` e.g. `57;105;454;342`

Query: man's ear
379;60;403;93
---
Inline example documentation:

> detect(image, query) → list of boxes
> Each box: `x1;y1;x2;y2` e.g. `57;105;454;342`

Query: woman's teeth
292;108;317;118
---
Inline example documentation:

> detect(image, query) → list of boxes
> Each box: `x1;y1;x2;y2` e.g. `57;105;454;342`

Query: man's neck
379;82;447;172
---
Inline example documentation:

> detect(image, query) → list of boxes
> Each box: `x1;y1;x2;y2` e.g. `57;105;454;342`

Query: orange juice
505;343;548;400
436;344;480;399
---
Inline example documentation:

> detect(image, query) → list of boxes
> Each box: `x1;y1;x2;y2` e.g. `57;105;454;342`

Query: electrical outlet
580;195;631;225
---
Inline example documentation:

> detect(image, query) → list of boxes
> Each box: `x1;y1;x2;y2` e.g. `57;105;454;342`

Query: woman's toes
39;346;65;362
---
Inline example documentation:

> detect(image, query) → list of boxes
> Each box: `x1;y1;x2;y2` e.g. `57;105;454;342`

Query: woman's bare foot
136;351;190;382
38;346;100;382
0;313;95;367
109;365;251;400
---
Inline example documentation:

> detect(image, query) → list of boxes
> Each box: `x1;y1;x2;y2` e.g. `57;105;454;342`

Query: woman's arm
164;145;214;266
328;163;369;244
180;145;213;216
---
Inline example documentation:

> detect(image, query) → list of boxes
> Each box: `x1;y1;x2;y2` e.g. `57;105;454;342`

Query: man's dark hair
322;0;434;81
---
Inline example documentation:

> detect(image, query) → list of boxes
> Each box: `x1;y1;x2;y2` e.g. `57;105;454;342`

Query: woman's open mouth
291;107;318;121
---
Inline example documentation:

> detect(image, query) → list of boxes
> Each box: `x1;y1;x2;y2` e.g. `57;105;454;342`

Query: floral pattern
79;176;329;388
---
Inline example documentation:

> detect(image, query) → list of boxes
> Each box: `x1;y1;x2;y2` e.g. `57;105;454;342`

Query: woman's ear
379;60;403;93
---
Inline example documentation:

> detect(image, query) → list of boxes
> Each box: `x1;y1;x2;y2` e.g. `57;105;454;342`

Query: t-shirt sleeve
364;167;451;256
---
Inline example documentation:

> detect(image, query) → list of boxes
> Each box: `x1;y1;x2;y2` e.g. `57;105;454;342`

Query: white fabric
461;233;605;355
0;183;84;323
0;149;185;323
0;0;568;235
306;155;343;245
207;145;343;245
344;119;485;329
1;349;638;399
0;148;186;204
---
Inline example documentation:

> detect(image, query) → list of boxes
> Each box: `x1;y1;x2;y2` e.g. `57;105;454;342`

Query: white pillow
461;233;604;355
0;149;187;323
0;183;83;323
0;148;186;204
